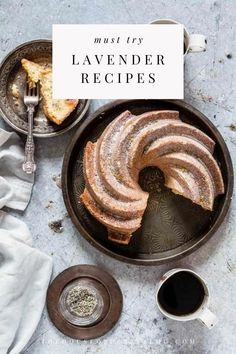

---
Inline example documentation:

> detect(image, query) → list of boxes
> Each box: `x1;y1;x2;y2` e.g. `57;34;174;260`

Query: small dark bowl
62;99;234;265
0;39;89;137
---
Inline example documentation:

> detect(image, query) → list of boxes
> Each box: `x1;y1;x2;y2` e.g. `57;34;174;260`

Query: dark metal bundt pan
62;100;233;265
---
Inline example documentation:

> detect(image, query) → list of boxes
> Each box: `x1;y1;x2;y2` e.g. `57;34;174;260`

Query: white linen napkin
0;129;33;210
0;128;53;354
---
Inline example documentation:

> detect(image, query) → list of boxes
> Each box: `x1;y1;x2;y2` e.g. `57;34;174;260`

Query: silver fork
22;82;39;174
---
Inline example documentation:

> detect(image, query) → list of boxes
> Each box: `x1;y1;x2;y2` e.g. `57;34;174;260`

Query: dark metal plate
47;265;123;340
0;39;89;137
62;100;234;265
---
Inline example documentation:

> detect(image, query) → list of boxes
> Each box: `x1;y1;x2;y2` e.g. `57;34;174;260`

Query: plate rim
62;99;234;265
0;38;90;138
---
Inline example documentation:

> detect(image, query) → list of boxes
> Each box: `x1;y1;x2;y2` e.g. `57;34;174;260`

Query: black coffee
158;271;205;316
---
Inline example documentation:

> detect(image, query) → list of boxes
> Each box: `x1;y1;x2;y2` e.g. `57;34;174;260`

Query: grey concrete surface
0;1;235;353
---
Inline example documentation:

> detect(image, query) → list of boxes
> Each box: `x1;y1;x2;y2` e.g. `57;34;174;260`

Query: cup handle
198;308;218;329
188;34;207;53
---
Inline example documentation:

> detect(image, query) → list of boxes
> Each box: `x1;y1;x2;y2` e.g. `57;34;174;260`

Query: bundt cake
80;110;224;245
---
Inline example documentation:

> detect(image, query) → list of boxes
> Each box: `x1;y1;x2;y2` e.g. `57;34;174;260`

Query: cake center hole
138;166;165;193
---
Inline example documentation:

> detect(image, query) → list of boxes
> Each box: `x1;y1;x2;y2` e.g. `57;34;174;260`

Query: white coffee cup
156;268;218;329
150;18;207;57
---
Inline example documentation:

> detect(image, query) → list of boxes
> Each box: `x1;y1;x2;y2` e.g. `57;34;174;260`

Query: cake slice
40;70;78;125
21;58;78;125
21;58;43;88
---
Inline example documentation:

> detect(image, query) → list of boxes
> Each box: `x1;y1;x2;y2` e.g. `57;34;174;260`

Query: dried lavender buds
66;286;97;317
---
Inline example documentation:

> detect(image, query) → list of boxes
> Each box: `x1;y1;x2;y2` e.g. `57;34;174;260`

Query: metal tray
62;100;233;265
0;39;89;137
